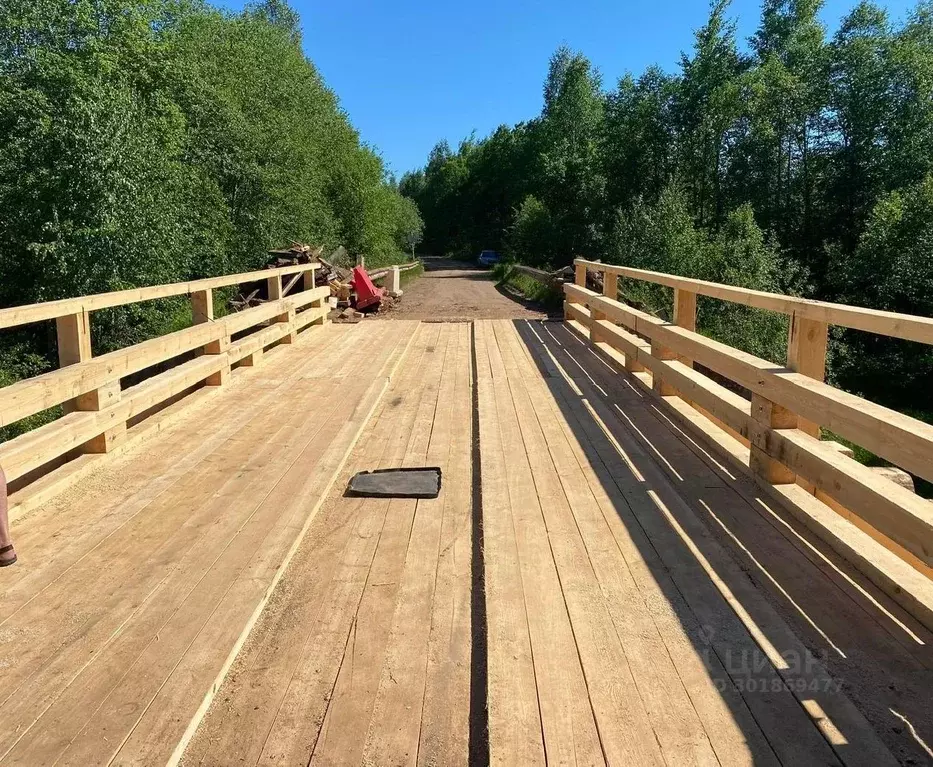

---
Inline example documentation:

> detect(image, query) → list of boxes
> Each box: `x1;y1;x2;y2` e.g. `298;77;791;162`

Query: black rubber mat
347;467;442;499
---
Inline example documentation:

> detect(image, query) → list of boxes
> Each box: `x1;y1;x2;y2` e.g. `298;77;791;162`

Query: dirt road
387;257;551;321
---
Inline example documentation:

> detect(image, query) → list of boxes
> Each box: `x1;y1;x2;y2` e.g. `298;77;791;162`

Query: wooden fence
564;259;933;626
368;261;422;281
0;264;329;506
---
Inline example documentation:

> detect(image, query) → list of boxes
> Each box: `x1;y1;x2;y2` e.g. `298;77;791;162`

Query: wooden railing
564;258;933;626
0;264;329;502
368;260;422;282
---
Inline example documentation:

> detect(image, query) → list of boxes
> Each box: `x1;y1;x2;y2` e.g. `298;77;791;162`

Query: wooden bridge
0;261;931;766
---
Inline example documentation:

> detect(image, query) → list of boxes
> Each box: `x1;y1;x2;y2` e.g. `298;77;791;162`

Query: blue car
477;250;501;267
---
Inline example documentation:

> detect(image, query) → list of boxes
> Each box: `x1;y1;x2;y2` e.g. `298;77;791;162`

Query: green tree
743;0;831;279
0;0;421;397
825;2;893;256
602;67;678;212
675;0;744;227
505;195;555;267
831;176;933;408
538;47;605;259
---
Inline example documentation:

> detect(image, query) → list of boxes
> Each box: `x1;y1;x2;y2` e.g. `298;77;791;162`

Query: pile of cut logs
227;243;393;323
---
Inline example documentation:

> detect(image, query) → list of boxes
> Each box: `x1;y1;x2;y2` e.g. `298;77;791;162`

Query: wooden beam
673;289;697;368
599;314;933;568
592;319;750;432
56;311;92;414
0;321;225;428
650;342;677;396
655;393;933;633
565;302;591;328
786;313;828;438
769;429;933;565
0;289;319;427
228;323;291;364
295;305;330;331
749;394;798;485
0;353;228;482
282;272;302;296
190;289;214;325
575;262;587;287
587;295;933;566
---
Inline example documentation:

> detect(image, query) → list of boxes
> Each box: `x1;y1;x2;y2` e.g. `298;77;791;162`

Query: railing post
574;261;587;288
267;272;283;302
56;310;126;451
625;351;646;374
78;381;126;453
386;266;401;295
190;287;229;385
204;333;231;386
651;341;677;395
786;314;828;438
305;267;328;326
241;347;263;368
56;310;92;414
593;269;616;323
190;288;213;325
267;272;297;344
603;270;618;301
673;289;697;367
749;393;797;484
190;288;213;359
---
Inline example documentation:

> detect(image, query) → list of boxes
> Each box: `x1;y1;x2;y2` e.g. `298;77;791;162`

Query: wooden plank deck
479;319;928;767
2;318;929;766
183;321;474;766
0;320;418;766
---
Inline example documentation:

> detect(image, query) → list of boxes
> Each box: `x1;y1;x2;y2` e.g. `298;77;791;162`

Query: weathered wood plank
474;321;546;767
482;321;604;765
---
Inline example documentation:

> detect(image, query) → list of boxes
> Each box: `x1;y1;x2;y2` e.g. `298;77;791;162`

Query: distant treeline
0;0;422;420
401;0;933;416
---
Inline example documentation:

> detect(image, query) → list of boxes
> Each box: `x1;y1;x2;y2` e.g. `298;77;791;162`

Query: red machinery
350;266;384;311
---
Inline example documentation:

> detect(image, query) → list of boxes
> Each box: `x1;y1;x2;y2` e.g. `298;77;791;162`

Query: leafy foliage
830;175;933;407
0;0;421;379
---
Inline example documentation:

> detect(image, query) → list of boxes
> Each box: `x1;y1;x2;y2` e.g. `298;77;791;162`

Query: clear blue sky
233;0;918;177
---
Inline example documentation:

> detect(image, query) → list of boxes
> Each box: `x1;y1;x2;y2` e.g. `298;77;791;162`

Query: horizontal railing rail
573;258;933;345
0;263;328;496
0;263;317;330
564;259;933;627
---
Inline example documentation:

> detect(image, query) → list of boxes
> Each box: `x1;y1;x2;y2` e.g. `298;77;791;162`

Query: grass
399;262;424;287
492;263;564;312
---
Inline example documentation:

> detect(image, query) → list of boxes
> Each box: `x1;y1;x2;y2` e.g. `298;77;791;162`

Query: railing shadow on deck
511;318;933;767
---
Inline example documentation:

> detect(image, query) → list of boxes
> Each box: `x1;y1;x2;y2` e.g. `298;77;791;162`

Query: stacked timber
267;242;323;267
